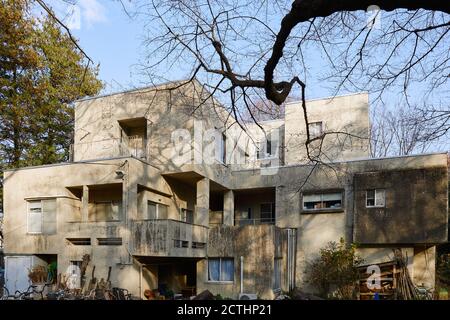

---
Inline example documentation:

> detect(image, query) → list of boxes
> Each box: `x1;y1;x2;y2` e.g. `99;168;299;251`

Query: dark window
97;238;122;246
192;242;206;249
67;238;91;245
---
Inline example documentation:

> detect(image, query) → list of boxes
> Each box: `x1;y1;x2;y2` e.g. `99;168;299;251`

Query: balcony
234;217;276;226
70;137;147;162
131;219;208;258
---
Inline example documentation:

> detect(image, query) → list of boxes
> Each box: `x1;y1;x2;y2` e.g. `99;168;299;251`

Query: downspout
139;263;143;299
240;256;244;294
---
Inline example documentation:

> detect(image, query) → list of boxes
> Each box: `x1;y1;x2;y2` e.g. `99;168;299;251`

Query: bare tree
38;0;449;161
370;105;444;157
129;0;449;160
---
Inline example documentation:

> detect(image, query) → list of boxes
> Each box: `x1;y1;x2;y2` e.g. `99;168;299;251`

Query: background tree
0;0;102;211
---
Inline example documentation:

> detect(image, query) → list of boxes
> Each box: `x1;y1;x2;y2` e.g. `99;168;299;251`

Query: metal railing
234;217;276;226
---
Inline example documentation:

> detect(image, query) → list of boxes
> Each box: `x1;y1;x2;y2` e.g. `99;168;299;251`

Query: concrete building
2;80;448;299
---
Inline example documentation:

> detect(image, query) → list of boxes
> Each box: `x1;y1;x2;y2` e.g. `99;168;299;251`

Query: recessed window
257;131;278;160
147;201;168;220
303;192;342;211
97;238;122;246
260;203;275;223
27;199;57;234
208;258;234;282
308;121;323;139
93;200;122;221
67;238;91;245
366;189;385;207
174;240;189;248
192;242;206;249
180;208;194;224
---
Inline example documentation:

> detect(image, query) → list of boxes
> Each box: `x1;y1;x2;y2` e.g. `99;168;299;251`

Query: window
208;258;234;282
260;203;275;223
180;208;194;224
192;242;206;249
93;200;122;221
174;240;189;248
67;238;91;245
308;121;323;139
216;132;227;164
303;192;342;211
27;199;57;234
147;201;168;219
366;189;385;207
97;238;122;246
257;132;278;159
273;258;282;290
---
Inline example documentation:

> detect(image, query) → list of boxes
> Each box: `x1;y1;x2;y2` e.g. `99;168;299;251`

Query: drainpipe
139;263;143;300
240;256;244;294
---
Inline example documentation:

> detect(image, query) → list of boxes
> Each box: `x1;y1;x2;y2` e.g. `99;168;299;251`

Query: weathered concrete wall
284;92;370;165
197;225;284;299
354;167;448;244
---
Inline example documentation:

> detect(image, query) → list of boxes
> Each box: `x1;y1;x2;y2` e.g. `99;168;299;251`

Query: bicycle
14;283;52;300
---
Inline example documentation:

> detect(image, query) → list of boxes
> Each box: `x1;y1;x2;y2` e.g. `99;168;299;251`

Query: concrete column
223;190;234;226
196;178;210;227
275;186;284;227
82;185;89;221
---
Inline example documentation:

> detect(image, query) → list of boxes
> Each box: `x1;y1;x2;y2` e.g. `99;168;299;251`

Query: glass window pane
208;259;220;281
110;201;122;220
28;211;42;233
148;202;157;219
366;190;375;199
303;194;321;202
322;193;341;201
220;259;234;282
375;189;385;207
158;204;168;219
29;200;42;211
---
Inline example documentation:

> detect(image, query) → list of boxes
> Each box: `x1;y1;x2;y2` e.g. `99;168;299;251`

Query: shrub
307;238;363;299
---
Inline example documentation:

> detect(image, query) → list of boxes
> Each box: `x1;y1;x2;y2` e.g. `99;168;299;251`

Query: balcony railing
70;137;147;162
234;217;276;226
131;219;208;257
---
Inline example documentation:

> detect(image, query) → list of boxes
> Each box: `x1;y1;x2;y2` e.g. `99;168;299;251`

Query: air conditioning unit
239;293;258;300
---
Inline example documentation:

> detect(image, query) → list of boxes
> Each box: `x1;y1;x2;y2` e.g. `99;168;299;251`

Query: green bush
307;238;363;299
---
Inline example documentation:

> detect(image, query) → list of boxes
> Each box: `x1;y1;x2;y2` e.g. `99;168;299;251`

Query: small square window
308;122;323;139
366;189;385;208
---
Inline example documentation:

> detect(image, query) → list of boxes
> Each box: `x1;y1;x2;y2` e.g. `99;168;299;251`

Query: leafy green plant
307;238;363;299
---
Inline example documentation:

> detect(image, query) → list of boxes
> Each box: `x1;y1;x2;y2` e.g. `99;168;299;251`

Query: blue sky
43;0;146;93
40;0;334;98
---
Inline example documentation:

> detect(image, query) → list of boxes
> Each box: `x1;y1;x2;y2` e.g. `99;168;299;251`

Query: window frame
26;198;57;234
27;200;43;234
260;202;275;223
147;200;168;220
366;189;386;208
256;131;278;160
301;191;344;213
180;208;194;224
206;257;234;283
308;121;324;139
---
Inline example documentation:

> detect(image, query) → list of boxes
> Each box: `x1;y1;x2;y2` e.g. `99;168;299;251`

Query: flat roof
285;91;368;106
75;78;192;103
